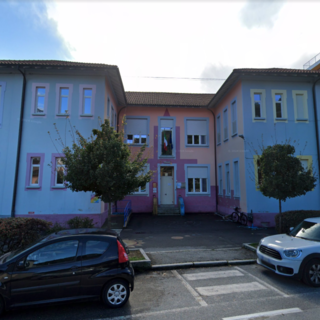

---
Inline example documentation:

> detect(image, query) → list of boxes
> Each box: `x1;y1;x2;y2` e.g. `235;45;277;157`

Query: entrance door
160;167;174;204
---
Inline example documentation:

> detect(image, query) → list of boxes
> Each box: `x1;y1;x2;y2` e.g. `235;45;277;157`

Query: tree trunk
108;202;112;229
279;199;282;233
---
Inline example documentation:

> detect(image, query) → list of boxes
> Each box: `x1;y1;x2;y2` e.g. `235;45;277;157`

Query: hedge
275;210;320;234
0;218;52;256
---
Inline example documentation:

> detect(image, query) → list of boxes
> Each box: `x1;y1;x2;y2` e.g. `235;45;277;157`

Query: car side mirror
16;261;26;270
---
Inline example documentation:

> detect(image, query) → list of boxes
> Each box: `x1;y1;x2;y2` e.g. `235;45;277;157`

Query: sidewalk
121;212;276;269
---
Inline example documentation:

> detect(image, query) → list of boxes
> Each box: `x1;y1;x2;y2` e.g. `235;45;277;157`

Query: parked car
0;228;134;315
257;217;320;286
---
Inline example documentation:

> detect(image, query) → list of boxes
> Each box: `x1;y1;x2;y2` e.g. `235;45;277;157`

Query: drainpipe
207;108;218;211
11;68;26;218
117;106;127;133
312;77;320;178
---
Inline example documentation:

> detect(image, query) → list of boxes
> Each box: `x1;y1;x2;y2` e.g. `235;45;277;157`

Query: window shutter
187;166;208;179
186;120;206;135
126;118;148;134
160;119;173;128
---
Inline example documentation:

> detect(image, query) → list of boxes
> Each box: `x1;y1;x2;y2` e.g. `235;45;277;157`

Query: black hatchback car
0;228;134;315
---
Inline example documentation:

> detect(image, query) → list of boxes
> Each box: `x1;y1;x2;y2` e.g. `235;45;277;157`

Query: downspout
207;108;218;212
117;106;127;133
312;77;320;178
11;68;26;218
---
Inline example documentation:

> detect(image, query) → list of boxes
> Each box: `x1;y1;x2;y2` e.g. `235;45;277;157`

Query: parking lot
4;264;320;320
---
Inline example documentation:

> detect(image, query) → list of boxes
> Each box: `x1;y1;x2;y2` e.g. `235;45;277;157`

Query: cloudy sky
1;0;319;93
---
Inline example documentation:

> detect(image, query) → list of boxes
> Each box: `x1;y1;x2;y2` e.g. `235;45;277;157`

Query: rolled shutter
187;166;208;178
126;118;148;134
186;120;206;135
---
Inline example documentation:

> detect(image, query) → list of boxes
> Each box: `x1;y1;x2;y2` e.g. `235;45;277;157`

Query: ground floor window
184;164;210;195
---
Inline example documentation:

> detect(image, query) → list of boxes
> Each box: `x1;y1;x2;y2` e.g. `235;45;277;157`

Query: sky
1;0;320;94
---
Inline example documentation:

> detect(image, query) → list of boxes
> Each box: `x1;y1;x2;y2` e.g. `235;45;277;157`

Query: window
218;165;223;195
223;107;228;141
231;100;237;136
35;87;46;114
24;240;79;268
250;89;266;122
217;114;221;145
83;89;92;114
0;82;6;129
55;157;65;186
79;84;95;117
225;163;230;196
133;165;150;195
50;153;67;190
25;153;45;190
272;90;287;122
297;155;313;173
293;91;308;122
59;88;69;114
233;160;240;198
82;240;110;261
125;117;149;146
185;165;210;195
185;118;209;147
158;117;176;158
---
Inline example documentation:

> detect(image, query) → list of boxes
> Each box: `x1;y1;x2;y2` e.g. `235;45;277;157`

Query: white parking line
183;270;244;281
196;281;266;296
222;307;302;320
234;266;289;298
145;247;242;254
172;270;208;306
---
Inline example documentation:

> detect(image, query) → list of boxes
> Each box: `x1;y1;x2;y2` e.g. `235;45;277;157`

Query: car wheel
232;212;239;223
102;279;130;308
240;215;247;226
303;259;320;287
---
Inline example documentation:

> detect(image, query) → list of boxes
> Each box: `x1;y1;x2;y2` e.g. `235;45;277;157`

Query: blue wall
242;79;320;214
14;73;105;215
0;73;23;217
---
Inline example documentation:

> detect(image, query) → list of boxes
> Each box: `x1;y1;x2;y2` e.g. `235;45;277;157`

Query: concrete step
157;205;180;215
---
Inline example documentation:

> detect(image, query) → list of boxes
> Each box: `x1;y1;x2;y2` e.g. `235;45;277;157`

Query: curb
129;248;151;269
242;243;257;253
151;259;256;271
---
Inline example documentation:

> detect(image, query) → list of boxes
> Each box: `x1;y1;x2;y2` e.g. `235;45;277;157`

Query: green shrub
275;210;320;234
49;222;65;234
67;216;95;229
0;218;52;255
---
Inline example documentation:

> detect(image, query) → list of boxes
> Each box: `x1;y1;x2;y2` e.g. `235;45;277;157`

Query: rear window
82;240;110;261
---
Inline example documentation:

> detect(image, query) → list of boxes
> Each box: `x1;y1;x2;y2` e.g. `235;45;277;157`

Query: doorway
160;166;174;205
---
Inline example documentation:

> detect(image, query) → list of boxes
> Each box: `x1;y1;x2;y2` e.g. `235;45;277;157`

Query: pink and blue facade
1;61;320;228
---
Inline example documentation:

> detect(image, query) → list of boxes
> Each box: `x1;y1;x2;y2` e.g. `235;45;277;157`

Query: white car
257;217;320;287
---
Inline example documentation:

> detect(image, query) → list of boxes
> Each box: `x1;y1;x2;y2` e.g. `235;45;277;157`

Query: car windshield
290;221;320;242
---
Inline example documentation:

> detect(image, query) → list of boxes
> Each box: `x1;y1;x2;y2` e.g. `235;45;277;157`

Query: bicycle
232;207;247;226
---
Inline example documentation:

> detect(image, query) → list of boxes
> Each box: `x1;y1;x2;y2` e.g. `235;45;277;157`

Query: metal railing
303;53;320;70
112;200;132;227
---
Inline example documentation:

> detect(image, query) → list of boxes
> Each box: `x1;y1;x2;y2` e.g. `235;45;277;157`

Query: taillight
117;240;129;263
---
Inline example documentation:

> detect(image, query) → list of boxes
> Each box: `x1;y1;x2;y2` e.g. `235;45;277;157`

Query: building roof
126;91;215;107
208;67;320;108
0;60;127;106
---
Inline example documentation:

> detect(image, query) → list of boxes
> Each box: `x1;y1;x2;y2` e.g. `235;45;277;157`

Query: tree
258;144;317;232
62;119;153;229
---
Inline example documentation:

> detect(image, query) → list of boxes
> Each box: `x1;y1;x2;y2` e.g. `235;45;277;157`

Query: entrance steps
157;205;180;215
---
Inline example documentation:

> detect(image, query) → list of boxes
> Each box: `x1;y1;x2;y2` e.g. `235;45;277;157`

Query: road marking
222;307;302;320
234;266;289;298
183;270;244;281
172;270;208;306
196;281;266;296
145;247;241;254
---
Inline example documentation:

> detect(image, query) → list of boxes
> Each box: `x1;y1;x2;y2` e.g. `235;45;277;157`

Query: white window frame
79;84;95;118
233;159;240;198
55;157;66;186
34;87;46;114
250;89;266;122
83;88;92;115
184;164;211;196
272;89;287;122
185;118;209;147
216;114;221;145
225;162;231;197
231;100;237;136
133;164;150;195
30;157;41;186
55;84;73;117
223;107;228;141
292;90;309;122
125;116;150;146
218;164;223;195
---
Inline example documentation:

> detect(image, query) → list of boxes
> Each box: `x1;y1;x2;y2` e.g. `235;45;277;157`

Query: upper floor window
35;87;46;114
250;89;266;122
79;84;95;117
59;88;69;114
83;89;92;114
216;114;221;145
158;117;176;158
231;100;237;136
272;89;287;122
185;118;209;147
293;90;308;122
223;107;228;141
125;116;149;146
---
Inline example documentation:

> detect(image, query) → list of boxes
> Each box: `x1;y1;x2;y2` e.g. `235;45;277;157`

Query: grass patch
129;250;146;261
248;243;258;248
